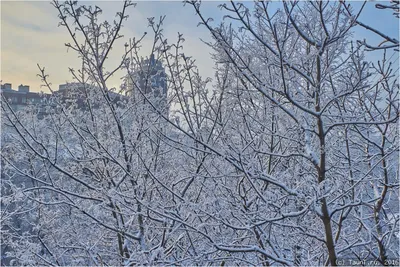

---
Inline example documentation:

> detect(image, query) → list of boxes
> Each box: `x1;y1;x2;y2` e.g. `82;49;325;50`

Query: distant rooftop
1;83;31;93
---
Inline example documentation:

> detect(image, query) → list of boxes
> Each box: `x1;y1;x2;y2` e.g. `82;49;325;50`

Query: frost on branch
1;1;399;266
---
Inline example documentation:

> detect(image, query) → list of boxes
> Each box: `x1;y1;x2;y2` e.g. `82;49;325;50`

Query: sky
1;1;223;92
1;1;399;93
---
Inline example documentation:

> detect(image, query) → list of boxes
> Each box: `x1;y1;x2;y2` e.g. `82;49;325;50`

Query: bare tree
341;0;399;51
183;0;399;265
1;0;398;266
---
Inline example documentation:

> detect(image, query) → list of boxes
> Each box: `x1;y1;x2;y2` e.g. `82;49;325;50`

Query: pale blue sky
1;1;220;91
1;1;399;92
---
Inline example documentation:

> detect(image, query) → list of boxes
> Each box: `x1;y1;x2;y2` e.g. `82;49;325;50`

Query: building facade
1;83;49;116
127;54;168;112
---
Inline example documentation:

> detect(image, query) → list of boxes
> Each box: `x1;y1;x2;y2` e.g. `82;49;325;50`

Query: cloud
1;1;219;92
1;1;59;32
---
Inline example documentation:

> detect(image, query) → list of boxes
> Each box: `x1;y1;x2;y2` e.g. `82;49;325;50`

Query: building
127;54;168;111
56;82;127;110
1;83;49;116
138;54;167;97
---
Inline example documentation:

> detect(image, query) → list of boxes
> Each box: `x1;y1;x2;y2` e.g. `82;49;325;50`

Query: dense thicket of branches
1;1;399;266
